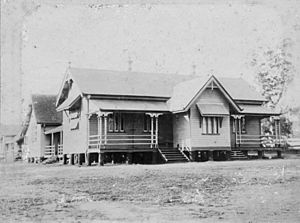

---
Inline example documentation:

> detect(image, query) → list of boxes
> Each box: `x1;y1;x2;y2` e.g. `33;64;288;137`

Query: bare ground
0;158;300;222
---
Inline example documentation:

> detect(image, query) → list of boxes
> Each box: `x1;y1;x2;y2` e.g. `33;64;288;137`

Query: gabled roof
168;76;241;113
56;67;276;115
218;77;266;102
69;68;193;98
32;94;62;124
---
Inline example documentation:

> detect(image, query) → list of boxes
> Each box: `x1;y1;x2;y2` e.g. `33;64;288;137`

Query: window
69;109;80;130
108;113;124;132
241;117;246;133
233;117;246;134
144;114;151;132
143;114;157;132
202;117;221;135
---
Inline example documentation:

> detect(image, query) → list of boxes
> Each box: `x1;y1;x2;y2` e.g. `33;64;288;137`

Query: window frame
232;117;247;134
108;113;125;133
143;114;151;133
201;116;221;135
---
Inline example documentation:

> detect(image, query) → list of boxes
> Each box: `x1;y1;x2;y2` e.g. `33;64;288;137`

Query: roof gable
32;94;62;124
168;76;241;113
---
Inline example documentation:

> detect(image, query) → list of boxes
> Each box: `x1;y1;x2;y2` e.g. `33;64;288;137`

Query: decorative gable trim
173;76;242;114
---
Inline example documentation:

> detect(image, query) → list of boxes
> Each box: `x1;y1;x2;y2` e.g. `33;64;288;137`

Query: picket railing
236;134;286;148
286;138;300;150
44;145;55;157
89;134;156;149
44;144;63;157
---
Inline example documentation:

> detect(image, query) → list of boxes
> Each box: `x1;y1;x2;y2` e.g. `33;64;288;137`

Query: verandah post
51;133;54;156
86;95;91;165
238;116;242;146
155;115;159;146
104;115;108;144
150;115;154;148
97;111;103;166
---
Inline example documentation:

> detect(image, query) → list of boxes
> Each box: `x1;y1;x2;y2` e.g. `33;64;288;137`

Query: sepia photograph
1;0;300;222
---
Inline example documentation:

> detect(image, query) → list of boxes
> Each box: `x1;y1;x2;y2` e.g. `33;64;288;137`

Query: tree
251;38;294;108
251;38;295;136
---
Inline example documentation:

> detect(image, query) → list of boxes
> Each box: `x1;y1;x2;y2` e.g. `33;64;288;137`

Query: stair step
230;149;248;160
159;147;190;163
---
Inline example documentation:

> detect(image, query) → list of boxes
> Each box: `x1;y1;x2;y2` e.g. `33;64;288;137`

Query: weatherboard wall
190;88;231;150
63;97;88;154
26;112;43;157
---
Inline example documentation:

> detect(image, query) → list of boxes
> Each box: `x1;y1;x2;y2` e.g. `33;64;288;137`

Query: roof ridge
70;67;194;78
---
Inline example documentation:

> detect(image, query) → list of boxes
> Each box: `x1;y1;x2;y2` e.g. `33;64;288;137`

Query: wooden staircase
158;147;190;163
230;149;248;160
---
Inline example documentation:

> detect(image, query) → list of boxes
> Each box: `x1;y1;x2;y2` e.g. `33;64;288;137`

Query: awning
57;94;81;112
196;103;229;116
90;99;169;112
44;125;63;135
239;104;280;116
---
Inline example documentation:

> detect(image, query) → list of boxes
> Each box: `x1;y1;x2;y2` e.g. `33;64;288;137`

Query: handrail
157;147;168;162
178;148;191;162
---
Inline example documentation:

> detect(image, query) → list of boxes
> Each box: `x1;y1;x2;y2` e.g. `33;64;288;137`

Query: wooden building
56;68;283;165
24;95;63;162
0;124;21;162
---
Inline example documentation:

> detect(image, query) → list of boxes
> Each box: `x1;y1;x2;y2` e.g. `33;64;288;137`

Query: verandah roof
196;103;229;116
238;104;280;116
44;125;63;135
90;99;169;112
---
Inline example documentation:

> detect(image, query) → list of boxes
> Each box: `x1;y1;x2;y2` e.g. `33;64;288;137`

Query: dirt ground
0;157;300;223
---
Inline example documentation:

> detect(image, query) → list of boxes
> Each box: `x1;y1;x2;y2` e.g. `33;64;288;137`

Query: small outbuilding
24;94;63;162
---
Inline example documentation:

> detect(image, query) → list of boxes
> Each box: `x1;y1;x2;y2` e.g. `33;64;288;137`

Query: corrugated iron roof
44;125;63;135
196;103;229;116
59;68;271;115
218;77;266;102
239;104;280;115
32;94;62;124
167;76;209;112
70;68;193;98
90;99;169;112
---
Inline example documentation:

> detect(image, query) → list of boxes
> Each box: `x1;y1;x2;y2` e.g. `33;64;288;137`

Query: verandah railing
88;134;157;149
286;138;300;150
235;134;286;148
44;144;63;157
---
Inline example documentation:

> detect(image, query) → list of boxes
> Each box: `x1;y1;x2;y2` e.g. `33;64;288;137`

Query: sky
21;1;300;104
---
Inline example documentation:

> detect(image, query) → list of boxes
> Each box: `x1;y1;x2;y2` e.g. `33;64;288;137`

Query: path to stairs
158;147;190;163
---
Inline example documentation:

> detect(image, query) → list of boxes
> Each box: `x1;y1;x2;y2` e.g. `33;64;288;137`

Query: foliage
251;39;295;136
251;38;294;108
280;116;293;137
